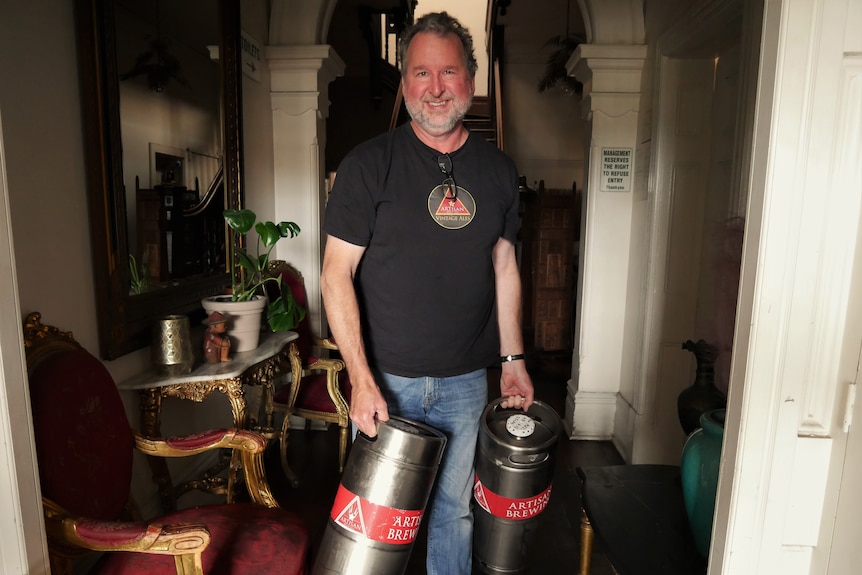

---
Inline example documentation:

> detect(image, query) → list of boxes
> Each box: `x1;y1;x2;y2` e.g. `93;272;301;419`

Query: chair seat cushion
94;503;308;575
274;371;351;413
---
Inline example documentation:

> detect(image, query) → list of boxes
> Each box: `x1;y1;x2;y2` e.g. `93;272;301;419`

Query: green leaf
224;209;256;234
223;209;302;306
256;253;269;272
278;221;301;239
234;249;258;274
256;220;282;247
266;283;307;332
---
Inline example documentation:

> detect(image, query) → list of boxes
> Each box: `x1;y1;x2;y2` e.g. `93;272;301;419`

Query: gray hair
398;12;478;78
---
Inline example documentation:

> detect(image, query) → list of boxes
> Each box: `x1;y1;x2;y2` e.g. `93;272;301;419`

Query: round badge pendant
427;185;476;230
505;414;536;438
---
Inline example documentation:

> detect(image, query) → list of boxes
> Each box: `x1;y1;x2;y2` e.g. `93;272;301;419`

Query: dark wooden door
520;183;580;352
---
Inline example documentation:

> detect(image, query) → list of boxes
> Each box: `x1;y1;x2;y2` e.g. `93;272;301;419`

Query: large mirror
76;0;243;359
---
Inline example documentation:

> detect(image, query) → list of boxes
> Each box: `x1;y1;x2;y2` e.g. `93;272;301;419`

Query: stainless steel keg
312;416;447;575
473;398;562;574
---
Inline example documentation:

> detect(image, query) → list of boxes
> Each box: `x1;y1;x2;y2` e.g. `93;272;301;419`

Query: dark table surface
578;464;707;575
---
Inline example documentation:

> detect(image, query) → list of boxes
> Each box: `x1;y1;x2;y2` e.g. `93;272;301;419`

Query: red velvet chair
267;263;352;482
22;312;309;575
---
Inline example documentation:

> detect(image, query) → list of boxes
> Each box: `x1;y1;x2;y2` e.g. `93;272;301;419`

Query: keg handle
356;426;380;443
492;402;544;423
493;403;525;415
357;431;376;442
508;452;550;466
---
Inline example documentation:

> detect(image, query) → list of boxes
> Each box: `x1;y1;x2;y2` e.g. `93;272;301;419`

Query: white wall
497;0;585;189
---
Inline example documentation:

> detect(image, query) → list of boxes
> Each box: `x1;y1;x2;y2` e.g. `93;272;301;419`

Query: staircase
463;96;499;148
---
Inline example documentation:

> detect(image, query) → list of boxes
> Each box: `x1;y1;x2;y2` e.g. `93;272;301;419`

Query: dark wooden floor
263;353;623;575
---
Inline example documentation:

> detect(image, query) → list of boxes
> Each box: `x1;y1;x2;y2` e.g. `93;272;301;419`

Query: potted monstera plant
201;209;305;352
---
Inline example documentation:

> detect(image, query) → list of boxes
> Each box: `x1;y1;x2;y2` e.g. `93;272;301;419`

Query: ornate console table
119;330;297;512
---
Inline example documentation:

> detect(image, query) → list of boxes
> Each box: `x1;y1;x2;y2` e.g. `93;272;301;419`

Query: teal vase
680;408;725;558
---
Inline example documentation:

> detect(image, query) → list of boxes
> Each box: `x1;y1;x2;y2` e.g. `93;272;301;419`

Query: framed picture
149;143;186;187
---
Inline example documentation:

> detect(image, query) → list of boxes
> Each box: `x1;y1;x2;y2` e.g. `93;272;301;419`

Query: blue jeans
376;368;488;575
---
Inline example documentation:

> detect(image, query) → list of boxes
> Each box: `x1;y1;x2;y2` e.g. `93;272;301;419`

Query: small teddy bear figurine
203;311;231;363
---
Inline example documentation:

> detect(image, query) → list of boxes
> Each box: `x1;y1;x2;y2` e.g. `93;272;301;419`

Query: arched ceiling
577;0;645;44
269;0;338;45
268;0;644;48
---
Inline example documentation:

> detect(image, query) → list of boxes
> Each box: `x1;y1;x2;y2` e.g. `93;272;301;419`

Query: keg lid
480;398;562;451
365;416;448;467
505;413;536;438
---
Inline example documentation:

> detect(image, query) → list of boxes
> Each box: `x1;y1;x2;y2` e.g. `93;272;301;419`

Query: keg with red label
473;398;562;574
312;416;447;575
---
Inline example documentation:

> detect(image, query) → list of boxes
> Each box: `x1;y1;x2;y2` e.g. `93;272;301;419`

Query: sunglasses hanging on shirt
437;154;457;200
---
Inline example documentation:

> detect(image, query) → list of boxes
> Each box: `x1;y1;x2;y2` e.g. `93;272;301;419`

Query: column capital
266;45;345;92
568;44;647;94
266;44;345;118
567;44;647;120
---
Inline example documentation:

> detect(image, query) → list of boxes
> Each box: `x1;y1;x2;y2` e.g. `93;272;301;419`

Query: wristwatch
500;353;525;363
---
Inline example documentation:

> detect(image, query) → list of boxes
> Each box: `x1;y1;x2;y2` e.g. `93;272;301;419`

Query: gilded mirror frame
75;0;243;360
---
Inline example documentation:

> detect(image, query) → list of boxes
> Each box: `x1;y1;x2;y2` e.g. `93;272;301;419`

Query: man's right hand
349;377;390;437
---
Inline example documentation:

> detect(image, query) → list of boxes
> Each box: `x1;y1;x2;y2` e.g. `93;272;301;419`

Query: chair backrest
270;262;314;360
23;313;134;521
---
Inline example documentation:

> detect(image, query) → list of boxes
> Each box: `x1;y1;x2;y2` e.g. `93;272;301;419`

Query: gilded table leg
242;353;285;439
263;377;276;430
279;407;300;488
280;342;304;485
579;507;594;575
223;379;247;504
140;389;177;513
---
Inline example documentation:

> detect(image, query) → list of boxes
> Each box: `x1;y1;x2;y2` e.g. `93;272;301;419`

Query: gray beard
405;95;473;137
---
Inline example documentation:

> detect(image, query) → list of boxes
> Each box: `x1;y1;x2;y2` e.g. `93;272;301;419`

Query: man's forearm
320;272;374;381
493;239;525;356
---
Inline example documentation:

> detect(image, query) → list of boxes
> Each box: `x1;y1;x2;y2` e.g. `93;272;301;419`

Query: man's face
402;32;475;138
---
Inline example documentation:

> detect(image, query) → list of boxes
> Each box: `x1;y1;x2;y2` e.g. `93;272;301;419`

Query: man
320;11;533;574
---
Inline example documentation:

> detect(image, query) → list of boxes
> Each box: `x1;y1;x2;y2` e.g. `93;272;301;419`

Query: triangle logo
334;495;366;536
473;477;491;514
435;196;471;216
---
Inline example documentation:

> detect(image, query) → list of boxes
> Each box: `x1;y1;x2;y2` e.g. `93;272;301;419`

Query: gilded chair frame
268;262;351;480
23;312;291;575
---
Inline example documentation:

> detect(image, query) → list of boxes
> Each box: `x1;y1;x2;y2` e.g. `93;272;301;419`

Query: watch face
506;413;536;438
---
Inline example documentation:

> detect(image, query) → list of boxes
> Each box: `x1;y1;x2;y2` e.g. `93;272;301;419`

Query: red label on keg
473;474;552;520
330;484;424;544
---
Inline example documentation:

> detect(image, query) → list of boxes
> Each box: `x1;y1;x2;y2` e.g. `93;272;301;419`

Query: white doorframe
0;109;50;572
712;0;862;573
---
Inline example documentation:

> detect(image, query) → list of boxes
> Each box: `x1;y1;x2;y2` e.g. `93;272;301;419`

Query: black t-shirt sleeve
500;159;521;244
323;151;378;247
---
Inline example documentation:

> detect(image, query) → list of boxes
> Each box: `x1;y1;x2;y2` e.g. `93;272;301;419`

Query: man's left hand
499;360;534;411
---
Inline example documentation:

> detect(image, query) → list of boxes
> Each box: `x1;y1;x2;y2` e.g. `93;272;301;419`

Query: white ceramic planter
201;295;267;352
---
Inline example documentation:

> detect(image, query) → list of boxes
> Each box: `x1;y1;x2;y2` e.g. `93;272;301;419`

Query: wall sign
240;30;262;82
209;30;262;83
600;148;633;192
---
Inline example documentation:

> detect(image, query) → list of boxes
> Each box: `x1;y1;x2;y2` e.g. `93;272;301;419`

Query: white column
266;45;344;335
564;44;647;439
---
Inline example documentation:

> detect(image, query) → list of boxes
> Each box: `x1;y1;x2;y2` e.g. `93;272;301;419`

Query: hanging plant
120;0;188;93
537;33;584;96
537;0;584;96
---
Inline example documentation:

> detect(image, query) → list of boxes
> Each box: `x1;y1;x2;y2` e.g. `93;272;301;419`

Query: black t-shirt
324;123;520;377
